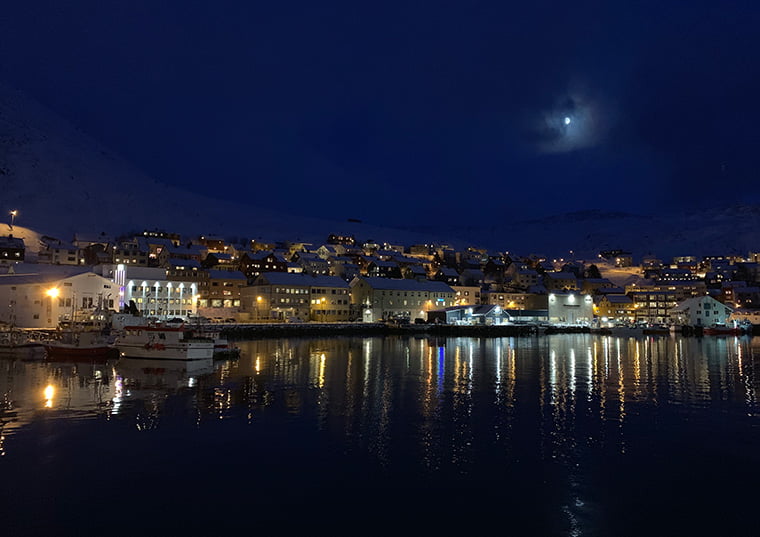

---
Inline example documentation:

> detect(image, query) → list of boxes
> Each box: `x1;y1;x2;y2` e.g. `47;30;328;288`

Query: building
669;295;733;327
451;285;481;306
594;294;636;323
0;266;116;328
0;235;25;264
625;281;707;324
547;292;594;325
241;272;351;322
427;304;511;325
37;237;79;265
543;272;579;291
104;265;198;320
349;277;455;322
197;270;247;319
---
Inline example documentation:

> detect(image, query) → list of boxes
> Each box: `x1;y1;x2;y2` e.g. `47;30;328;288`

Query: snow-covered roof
255;272;349;288
168;258;201;269
352;277;454;293
208;270;247;280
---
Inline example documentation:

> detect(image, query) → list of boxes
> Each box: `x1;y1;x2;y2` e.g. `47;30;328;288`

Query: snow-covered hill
2;81;759;260
0;82;455;247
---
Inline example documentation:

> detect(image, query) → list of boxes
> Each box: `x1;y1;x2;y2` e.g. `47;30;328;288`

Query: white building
0;266;116;328
547;291;594;325
99;264;198;320
669;295;733;327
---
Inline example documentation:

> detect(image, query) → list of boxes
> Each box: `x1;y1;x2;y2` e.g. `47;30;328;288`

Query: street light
9;210;17;229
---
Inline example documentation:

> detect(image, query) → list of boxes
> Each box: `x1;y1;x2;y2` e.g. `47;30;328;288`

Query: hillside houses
4;225;760;329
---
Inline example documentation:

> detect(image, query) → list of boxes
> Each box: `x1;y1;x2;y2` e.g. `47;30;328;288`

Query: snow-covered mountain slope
2;81;759;260
0;82;455;247
404;206;760;260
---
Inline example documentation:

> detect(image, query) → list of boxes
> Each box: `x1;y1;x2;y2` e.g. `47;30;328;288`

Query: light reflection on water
1;334;760;535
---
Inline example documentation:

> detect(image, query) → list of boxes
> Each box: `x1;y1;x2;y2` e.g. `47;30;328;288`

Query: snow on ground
595;261;647;288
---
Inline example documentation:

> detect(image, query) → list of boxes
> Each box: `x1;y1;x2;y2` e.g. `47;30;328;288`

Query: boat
703;323;741;336
642;324;671;335
114;324;214;361
607;325;645;337
0;327;46;359
212;335;241;360
44;329;115;362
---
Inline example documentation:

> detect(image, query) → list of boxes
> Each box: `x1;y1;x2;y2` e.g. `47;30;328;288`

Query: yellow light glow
44;384;55;408
46;287;60;298
256;296;262;302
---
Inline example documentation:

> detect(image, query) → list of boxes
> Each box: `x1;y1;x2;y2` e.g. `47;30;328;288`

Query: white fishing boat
114;324;214;361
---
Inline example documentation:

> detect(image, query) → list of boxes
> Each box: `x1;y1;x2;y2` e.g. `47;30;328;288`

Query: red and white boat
44;330;114;361
114;324;214;361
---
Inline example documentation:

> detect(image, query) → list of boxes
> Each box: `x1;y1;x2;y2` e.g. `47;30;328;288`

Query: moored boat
211;335;241;360
703;323;741;336
44;329;114;361
114;324;214;361
0;327;47;360
642;324;671;335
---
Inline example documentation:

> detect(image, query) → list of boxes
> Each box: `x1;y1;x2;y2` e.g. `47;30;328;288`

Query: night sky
2;2;759;227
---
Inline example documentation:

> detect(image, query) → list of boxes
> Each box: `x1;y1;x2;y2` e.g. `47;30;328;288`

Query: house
294;252;330;276
0;266;116;328
349;277;456;322
505;264;539;290
37;237;79;265
581;278;616;295
239;251;288;280
434;267;461;286
451;285;481;306
0;235;25;264
365;260;402;279
543;272;579;291
669;295;733;327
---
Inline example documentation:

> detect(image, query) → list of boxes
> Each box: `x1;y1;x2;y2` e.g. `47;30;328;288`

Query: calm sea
2;334;759;536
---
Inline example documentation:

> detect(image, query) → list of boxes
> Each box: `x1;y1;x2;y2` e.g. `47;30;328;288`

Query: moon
564;117;571;125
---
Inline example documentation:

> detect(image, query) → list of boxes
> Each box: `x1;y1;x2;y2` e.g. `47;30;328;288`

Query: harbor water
2;334;760;536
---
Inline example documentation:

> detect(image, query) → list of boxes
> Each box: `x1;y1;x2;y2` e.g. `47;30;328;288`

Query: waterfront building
349;276;455;322
594;294;636;323
241;272;350;322
669;295;733;327
197;269;246;318
101;264;198;320
547;291;594;325
0;265;115;328
427;304;511;325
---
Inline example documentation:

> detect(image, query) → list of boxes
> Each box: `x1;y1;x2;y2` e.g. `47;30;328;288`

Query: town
1;217;758;335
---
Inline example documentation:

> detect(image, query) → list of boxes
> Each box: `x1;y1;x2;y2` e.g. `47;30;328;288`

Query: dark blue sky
2;1;759;227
